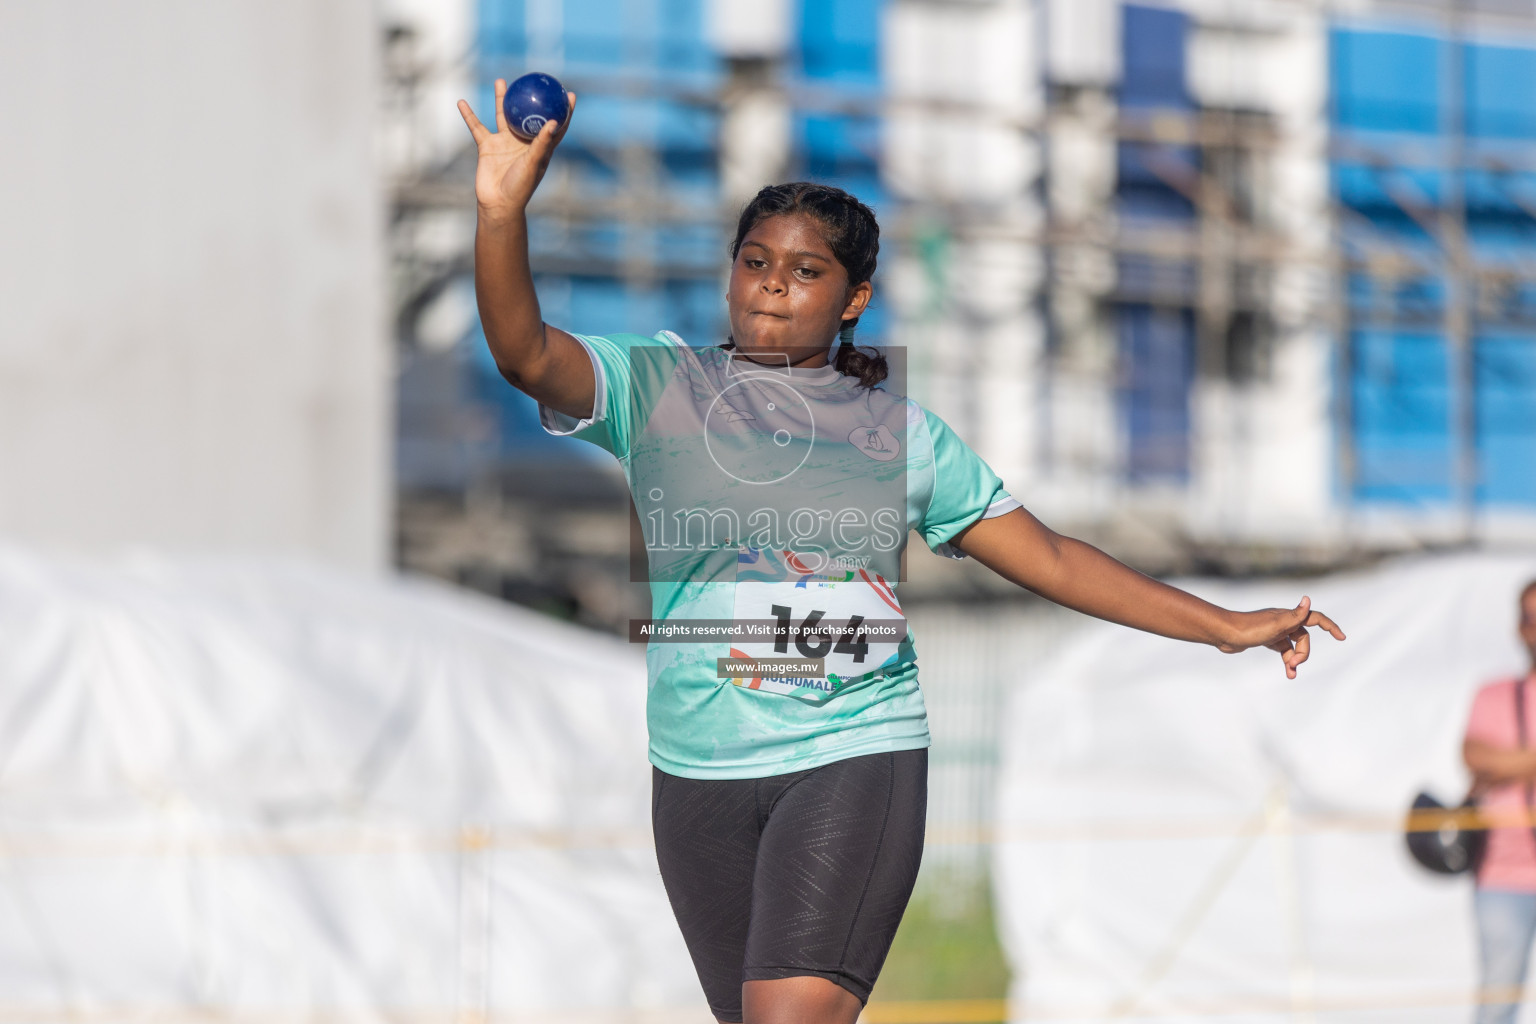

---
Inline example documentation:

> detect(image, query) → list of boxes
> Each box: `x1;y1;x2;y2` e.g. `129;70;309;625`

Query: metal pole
1443;0;1477;542
1321;9;1357;550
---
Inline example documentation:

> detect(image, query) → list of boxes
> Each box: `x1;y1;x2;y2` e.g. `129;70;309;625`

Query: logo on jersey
849;425;900;461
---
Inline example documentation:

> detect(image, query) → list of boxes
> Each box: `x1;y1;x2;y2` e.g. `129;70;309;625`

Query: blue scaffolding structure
399;0;1536;524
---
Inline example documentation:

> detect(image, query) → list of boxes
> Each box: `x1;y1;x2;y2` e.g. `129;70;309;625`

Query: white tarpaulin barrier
0;547;704;1022
995;552;1536;1023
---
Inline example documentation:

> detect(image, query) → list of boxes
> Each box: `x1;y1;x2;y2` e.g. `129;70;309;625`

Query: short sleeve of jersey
537;330;684;458
917;407;1020;556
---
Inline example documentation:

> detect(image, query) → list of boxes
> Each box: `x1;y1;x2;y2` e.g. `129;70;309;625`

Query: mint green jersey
540;331;1018;779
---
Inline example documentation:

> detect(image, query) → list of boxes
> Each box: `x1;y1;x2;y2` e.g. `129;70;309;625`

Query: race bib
727;547;905;699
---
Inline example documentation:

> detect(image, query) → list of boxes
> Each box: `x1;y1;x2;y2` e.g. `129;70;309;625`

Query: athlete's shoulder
573;329;688;351
902;398;957;438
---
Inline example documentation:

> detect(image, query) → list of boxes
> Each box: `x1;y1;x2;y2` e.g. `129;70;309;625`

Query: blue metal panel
1467;208;1536;251
1346;332;1536;505
1331;27;1442;134
1345;264;1446;323
1120;5;1190;110
1465;42;1536;221
1333;161;1445;211
1329;30;1444;214
800;0;881;86
795;0;883;188
663;278;728;344
562;0;628;67
1118;5;1194;221
1119;305;1195;483
1332;23;1536;508
800;114;884;206
1467;43;1536;139
1476;336;1536;505
791;0;887;338
1333;34;1536;220
1115;9;1195;482
1349;330;1453;504
476;0;526;61
479;0;713;79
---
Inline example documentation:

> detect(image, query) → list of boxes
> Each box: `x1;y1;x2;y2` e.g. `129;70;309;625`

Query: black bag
1405;791;1485;874
1405;678;1531;875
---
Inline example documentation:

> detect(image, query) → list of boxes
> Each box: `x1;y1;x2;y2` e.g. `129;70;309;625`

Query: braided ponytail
834;324;886;389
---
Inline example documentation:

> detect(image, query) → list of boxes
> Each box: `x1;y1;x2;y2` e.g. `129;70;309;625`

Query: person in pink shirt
1464;580;1536;1024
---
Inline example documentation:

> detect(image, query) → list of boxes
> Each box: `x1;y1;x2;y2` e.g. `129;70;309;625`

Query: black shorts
651;748;927;1023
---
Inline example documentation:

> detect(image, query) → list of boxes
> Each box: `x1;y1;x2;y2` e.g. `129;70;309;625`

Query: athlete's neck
724;343;831;371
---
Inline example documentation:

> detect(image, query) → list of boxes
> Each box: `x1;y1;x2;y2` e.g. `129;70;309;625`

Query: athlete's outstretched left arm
952;508;1346;678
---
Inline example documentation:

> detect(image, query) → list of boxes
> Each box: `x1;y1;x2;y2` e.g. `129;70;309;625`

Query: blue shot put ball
502;72;569;141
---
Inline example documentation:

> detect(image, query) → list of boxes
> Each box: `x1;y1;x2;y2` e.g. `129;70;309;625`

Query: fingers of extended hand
1291;626;1311;666
1268;633;1298;673
1305;610;1346;641
457;99;490;143
1273;641;1299;678
494;79;510;133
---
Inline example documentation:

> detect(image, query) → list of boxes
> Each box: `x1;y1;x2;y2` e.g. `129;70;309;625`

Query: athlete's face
726;213;872;368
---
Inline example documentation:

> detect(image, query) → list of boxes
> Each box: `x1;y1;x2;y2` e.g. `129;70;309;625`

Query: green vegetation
872;874;1011;1003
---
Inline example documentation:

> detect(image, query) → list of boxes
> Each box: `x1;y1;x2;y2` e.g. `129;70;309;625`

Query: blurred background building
389;0;1536;630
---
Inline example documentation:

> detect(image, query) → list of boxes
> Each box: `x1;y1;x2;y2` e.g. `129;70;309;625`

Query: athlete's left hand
1216;596;1346;679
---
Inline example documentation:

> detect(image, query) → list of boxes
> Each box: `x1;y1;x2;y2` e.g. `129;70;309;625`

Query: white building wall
1183;9;1337;544
0;0;390;569
710;0;794;207
1045;0;1122;87
381;0;476;181
884;0;1046;491
1038;0;1123;522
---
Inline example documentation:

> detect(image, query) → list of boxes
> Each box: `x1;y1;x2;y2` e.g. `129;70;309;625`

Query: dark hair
727;182;888;388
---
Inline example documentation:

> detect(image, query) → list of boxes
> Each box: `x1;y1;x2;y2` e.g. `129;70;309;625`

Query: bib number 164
771;604;870;663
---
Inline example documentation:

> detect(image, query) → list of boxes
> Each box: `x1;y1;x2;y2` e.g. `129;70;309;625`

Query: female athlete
458;81;1346;1024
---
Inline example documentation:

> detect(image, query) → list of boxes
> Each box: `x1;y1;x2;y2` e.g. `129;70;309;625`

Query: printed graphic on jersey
628;343;908;584
850;424;901;461
703;375;815;485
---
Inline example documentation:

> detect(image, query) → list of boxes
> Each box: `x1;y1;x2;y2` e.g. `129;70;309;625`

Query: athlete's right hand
457;78;576;220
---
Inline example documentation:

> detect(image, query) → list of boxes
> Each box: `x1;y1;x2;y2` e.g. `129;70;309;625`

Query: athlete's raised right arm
457;79;594;420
